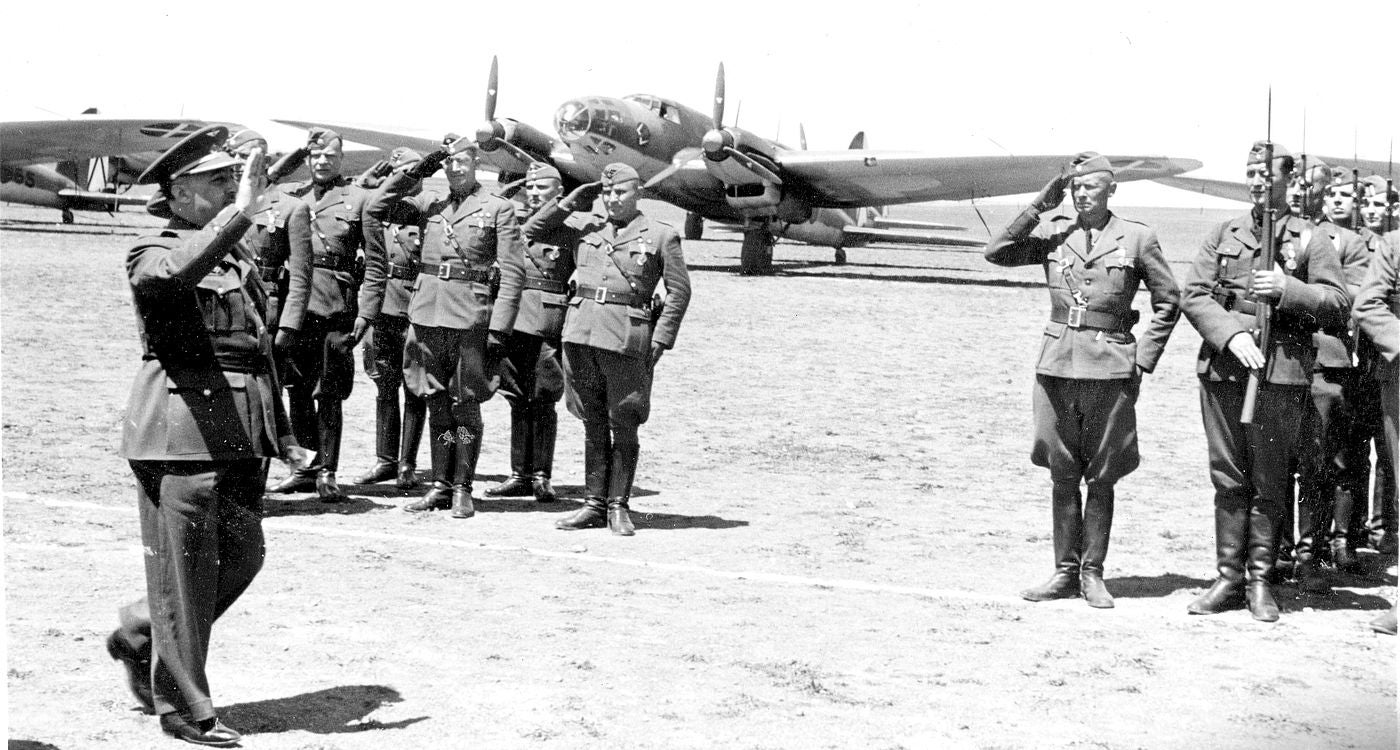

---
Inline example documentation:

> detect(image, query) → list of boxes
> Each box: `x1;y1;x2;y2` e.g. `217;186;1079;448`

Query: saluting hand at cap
562;181;604;212
1032;170;1070;212
236;147;269;218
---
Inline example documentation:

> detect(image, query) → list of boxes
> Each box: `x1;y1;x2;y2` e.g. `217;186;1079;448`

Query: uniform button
202;389;212;397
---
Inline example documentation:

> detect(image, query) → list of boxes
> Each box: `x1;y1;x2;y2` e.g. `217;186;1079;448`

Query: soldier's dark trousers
285;313;355;473
563;343;652;501
1199;380;1309;584
405;325;496;491
1030;375;1141;488
1348;370;1397;548
115;459;266;722
1298;368;1354;563
499;333;565;481
364;314;425;469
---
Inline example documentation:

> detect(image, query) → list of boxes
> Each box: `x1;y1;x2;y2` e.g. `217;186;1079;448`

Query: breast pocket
196;275;247;333
623;306;653;360
1100;254;1136;296
466;226;498;258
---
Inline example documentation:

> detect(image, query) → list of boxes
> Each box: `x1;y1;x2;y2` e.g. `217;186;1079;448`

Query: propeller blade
713;62;726;129
492;138;537;165
643;146;703;189
486;56;499;122
723;146;782;185
799;123;807;151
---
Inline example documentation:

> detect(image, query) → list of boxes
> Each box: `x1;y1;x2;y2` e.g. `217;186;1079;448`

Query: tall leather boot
1246;503;1281;622
1188;495;1249;614
449;402;482;519
315;398;348;503
1293;489;1331;593
531;403;558;503
397;392;426;489
1331;484;1359;571
1020;481;1083;601
1080;484;1115;608
354;391;400;484
557;422;610;530
270;386;319;493
485;401;533;497
405;400;453;512
607;441;640;536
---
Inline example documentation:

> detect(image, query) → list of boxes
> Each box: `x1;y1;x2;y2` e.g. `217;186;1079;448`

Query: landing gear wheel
684;212;704;240
739;227;774;275
61;209;75;225
833;248;847;265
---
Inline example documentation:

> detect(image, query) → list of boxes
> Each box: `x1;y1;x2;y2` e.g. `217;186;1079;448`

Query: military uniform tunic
117;205;291;723
986;207;1180;485
1353;234;1399;465
1181;209;1349;580
244;194;313;336
497;199;578;404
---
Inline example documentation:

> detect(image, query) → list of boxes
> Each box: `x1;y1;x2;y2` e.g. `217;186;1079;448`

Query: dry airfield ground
3;198;1395;750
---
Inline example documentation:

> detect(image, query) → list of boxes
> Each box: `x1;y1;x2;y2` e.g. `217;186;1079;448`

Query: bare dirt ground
3;199;1395;750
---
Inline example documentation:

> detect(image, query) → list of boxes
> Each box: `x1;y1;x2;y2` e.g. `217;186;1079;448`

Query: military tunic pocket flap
196;272;242;296
1216;244;1243;258
1043;321;1066;338
626;306;652;323
165;370;244;393
1102;252;1134;269
538;291;568;308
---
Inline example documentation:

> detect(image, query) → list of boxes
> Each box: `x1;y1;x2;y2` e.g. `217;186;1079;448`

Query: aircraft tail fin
847;131;865;150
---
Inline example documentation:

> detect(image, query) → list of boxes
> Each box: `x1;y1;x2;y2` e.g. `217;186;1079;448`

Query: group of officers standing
103;125;689;746
987;144;1398;633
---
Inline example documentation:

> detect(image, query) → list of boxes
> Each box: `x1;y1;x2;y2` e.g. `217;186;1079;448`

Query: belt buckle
594;287;608;303
437;263;452;280
1067;306;1085;328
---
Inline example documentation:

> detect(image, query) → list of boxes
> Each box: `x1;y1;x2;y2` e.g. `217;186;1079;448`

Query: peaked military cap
389;147;422;168
600;163;640;185
1071;151;1114;177
525;162;562;182
1247;140;1292;164
136;125;237;185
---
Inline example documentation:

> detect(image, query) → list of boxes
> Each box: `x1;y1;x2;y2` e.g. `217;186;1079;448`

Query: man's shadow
261;493;392;517
1106;573;1214;599
221;684;426;735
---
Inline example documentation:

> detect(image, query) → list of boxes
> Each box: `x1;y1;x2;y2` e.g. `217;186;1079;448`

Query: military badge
636;255;646;266
1282;242;1297;271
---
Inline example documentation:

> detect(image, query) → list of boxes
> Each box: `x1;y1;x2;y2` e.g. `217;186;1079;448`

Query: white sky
4;0;1397;207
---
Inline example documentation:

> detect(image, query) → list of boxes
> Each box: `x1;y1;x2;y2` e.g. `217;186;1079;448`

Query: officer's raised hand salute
986;152;1180;609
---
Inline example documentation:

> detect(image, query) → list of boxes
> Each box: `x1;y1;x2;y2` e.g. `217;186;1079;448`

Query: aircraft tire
684;212;704;240
739;228;774;276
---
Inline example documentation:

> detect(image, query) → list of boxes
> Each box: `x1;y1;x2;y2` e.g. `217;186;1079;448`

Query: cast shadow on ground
1277;586;1394;614
260;493;389;518
1107;573;1214;599
221;684;425;736
9;741;62;750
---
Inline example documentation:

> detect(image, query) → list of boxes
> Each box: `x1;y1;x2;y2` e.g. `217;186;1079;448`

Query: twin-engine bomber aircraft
281;60;1201;274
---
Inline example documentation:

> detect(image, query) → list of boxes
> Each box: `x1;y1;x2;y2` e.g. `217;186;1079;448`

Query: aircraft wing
1;118;205;165
772;152;1202;207
1154;176;1250;203
841;225;986;249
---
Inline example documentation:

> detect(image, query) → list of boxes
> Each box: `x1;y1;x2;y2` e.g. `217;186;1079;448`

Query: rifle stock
1241;140;1276;425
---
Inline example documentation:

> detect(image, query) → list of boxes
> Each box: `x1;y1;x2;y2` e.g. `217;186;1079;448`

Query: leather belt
1213;288;1261;315
574;283;642;306
524;276;567;294
419;262;490;283
1049;306;1137;331
388;261;419;280
313;252;354;272
257;265;281;282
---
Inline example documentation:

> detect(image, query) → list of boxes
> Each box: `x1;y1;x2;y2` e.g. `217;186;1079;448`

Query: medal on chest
1281;241;1298;271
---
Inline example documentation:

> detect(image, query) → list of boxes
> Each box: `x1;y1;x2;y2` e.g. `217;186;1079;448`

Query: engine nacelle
722;183;813;225
770;218;844;248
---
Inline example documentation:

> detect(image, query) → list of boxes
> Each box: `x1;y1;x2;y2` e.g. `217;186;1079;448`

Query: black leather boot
486;402;533;497
583;420;611;503
607;442;640;536
556;496;608;530
1080;484;1115;608
1370;602;1398;635
450;402;481;518
531;403;558;502
1021;482;1083;601
1188;496;1248;615
1245;503;1281;622
315;399;348;502
406;402;453;513
355;391;400;484
397;393;426;489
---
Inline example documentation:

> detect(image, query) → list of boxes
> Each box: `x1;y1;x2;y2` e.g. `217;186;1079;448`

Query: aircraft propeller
643;146;703;189
700;62;782;185
474;56;537;165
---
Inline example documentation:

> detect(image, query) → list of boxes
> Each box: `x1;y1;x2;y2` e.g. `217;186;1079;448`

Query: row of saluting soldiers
986;145;1397;634
222;127;690;535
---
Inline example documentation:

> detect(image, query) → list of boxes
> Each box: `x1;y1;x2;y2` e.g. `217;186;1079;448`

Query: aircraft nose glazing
555;100;591;143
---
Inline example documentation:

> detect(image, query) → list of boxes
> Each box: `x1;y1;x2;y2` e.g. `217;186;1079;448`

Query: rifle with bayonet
1241;103;1277;425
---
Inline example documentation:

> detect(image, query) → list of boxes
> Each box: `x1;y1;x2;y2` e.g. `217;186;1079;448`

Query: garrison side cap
1070;151;1114;177
600;162;639;185
1361;174;1394;197
226;128;267;155
1247;140;1292;165
525;162;562;182
136;125;236;185
389;147;422;168
307;127;341;149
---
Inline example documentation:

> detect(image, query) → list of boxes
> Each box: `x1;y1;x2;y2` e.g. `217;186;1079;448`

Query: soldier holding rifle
1181;141;1348;621
986;152;1181;609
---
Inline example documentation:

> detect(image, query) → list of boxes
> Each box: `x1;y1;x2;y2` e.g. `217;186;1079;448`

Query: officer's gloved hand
274;327;296;352
561;181;604;212
267;147;311;184
486;330;508;360
354;159;392;188
408;149;450;179
351;316;372;344
650;342;666;367
1032;170;1070;212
